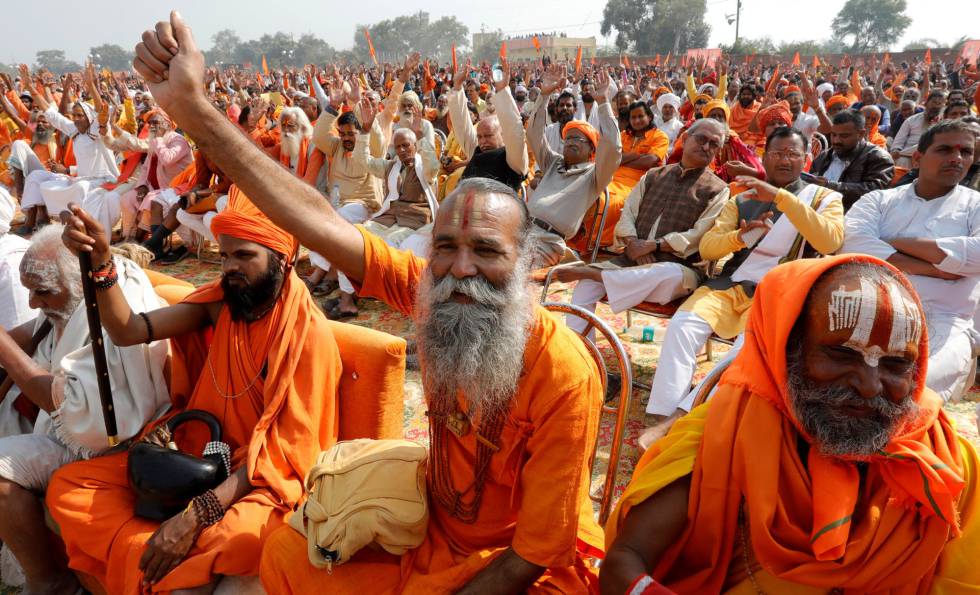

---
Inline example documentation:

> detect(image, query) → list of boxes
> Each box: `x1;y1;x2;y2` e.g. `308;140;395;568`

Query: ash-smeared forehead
827;276;922;366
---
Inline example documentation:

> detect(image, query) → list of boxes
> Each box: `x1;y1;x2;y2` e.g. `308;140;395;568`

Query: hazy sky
3;0;977;65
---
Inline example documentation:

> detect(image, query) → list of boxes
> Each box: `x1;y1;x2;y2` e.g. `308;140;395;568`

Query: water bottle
330;183;341;209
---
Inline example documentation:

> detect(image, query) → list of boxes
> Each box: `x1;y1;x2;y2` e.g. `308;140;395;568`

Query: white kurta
0;257;171;491
843;183;980;401
20;106;120;240
0;187;33;330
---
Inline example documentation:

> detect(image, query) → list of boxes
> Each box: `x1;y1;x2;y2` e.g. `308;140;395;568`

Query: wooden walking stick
78;251;119;446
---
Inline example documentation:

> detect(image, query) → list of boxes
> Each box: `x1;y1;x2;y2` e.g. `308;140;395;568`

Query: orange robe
571;127;669;251
729;100;762;148
47;271;342;594
606;254;976;593
267;137;327;187
259;228;605;595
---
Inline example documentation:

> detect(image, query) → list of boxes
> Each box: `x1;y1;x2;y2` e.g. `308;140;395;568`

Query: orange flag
924;48;932;64
591;56;596;66
499;41;507;60
792;51;801;66
574;47;583;75
654;54;661;66
364;29;379;67
261;54;269;76
623;54;631;69
812;55;820;69
451;44;458;75
423;60;436;93
766;63;781;94
283;76;289;90
532;36;541;53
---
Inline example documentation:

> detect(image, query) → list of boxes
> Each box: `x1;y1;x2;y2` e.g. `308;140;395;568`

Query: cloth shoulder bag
289;438;429;569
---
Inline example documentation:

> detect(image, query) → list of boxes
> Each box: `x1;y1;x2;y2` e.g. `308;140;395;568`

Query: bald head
861;105;882;126
392;128;418;166
475;117;503;152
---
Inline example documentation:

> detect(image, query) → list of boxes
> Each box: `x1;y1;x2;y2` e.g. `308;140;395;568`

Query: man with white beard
0;225;170;594
135;17;606;589
14;64;121;243
267;106;326;191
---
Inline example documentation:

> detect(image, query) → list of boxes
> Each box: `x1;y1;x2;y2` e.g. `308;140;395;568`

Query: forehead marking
827;278;921;367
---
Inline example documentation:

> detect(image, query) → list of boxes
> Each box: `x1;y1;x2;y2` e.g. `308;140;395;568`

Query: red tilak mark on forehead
461;192;475;229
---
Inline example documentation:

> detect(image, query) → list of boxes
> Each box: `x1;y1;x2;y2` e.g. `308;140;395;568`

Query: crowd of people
0;9;979;594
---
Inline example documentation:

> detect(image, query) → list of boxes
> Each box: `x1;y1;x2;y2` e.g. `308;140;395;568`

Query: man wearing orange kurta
729;84;762;149
48;186;342;594
601;255;980;593
572;100;668;250
130;15;604;594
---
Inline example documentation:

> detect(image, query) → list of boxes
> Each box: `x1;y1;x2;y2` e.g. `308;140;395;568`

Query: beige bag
289;439;429;569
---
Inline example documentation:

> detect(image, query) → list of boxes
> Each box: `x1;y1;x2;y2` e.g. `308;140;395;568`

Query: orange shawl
652;255;966;593
730;100;761;146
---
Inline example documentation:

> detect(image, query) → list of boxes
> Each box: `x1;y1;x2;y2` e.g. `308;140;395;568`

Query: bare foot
552;265;603;283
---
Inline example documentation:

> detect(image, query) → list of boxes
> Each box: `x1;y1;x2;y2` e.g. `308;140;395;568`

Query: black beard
221;260;284;322
618;108;630;120
740;97;754;108
582;94;594;103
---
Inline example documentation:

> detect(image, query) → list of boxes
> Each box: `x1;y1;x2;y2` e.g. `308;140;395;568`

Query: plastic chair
543;301;632;525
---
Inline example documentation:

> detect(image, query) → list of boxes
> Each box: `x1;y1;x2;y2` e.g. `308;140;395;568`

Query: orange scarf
656;255;965;593
279;136;309;178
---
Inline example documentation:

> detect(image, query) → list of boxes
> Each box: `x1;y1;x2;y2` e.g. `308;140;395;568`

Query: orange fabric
757;101;792;133
701;99;730;121
571;127;669;250
623;254;966;593
562;120;599;149
826;95;850;110
145;268;195;306
269;137;325;187
211;186;298;259
258;228;605;594
729;100;760;140
47;242;342;593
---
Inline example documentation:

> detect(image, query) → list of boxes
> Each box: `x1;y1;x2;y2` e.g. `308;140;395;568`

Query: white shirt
43;106;117;180
0;234;32;330
656;117;684;145
823;154;849;182
843;183;980;320
792;111;820;142
891;112;934;158
544;122;565;155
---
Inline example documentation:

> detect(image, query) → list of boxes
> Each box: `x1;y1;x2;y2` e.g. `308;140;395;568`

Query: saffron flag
924;48;932;64
812;55;820;69
261;54;269;76
792;51;801;66
364;29;379;67
654;54;661;66
591;56;596;66
532;36;541;53
575;47;583;75
623;54;631;69
500;41;507;60
451;44;458;75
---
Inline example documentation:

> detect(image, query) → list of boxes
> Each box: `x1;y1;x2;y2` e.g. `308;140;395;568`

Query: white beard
281;132;301;168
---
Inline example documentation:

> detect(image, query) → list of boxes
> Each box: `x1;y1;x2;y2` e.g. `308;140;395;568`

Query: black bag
127;410;231;520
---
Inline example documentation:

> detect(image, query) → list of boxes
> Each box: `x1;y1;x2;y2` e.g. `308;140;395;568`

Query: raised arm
60;206;214;346
449;58;478;158
592;69;623;196
492;57;530;177
133;11;368;282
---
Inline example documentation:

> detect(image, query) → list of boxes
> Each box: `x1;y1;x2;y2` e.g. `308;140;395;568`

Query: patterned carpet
155;247;980;510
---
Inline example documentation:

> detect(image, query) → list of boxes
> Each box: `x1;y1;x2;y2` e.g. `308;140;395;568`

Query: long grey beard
785;344;920;458
281;132;301;164
415;254;534;422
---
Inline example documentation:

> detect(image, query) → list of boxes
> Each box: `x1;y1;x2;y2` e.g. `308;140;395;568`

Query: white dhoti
646;310;717;416
925;315;980;402
22;169;118;241
309;202;372;295
362;220;432;259
175;195;229;247
0;429;78;492
568;262;695;334
676;335;744;411
8;141;48;208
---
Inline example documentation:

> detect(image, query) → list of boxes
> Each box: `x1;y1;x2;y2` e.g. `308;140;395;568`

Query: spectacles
767;150;805;161
691;133;722;152
565;136;593;146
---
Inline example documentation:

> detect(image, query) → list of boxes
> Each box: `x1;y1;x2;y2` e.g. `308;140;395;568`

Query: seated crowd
0;11;979;594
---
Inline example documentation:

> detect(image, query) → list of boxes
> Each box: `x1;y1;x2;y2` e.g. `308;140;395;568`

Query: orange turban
694;93;712;104
784;85;801;95
701;99;730;122
654;86;671;100
143;108;173;128
211;186;298;259
826;95;850;110
562;120;599;150
757;100;792;131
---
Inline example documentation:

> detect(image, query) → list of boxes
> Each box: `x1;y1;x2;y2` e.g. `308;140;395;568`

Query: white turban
0;186;15;235
817;82;835;97
657;92;681;112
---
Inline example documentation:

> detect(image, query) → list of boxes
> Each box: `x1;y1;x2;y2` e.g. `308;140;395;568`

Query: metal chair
433;128;447;160
543;301;632;525
584;189;611;264
810;132;828;160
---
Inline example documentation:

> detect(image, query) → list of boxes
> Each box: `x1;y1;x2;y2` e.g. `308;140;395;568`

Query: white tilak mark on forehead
886;280;922;353
830;279;882;367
